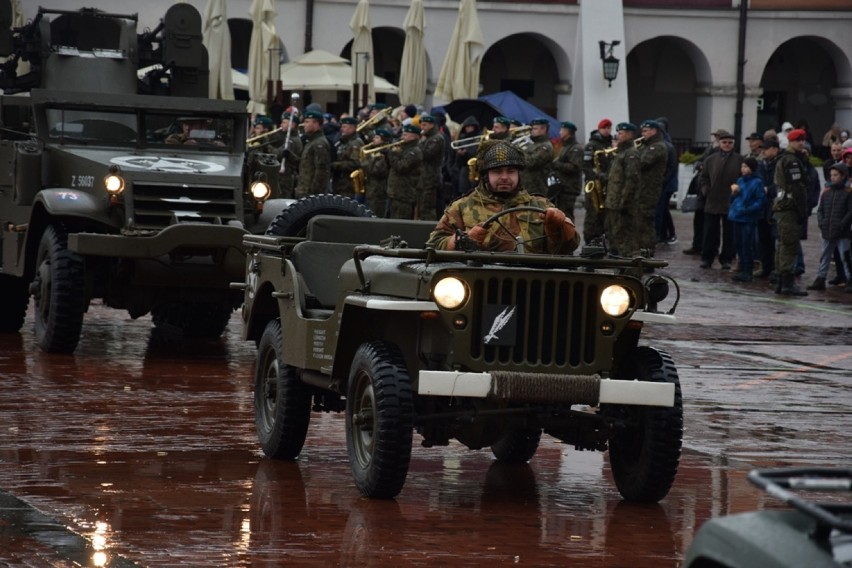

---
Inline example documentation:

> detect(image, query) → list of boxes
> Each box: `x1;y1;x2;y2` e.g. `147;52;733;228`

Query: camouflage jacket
419;129;445;192
426;185;580;254
521;134;554;196
277;134;303;197
296;130;332;197
551;139;585;195
636;132;668;214
387;139;422;203
583;131;614;185
362;151;389;192
605;140;641;211
331;134;364;195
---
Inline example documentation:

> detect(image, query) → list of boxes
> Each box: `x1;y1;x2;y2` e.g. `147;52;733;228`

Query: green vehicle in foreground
0;3;286;352
685;468;852;568
238;195;684;500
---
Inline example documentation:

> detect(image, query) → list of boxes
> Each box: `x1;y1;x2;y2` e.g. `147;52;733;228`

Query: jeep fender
35;189;114;227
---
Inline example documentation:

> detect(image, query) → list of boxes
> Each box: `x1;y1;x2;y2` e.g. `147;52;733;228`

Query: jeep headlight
433;277;467;310
250;180;271;201
104;166;125;195
600;285;630;317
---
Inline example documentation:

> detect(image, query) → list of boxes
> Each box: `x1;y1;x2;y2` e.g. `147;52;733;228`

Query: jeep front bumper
418;371;675;407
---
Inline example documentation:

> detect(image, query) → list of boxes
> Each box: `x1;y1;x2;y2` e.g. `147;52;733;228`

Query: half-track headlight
250;180;271;201
104;166;125;195
600;284;631;317
433;277;468;310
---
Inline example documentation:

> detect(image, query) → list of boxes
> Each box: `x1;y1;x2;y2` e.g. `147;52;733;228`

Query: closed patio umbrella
434;0;484;103
202;0;234;100
349;0;375;114
246;0;280;116
398;0;427;106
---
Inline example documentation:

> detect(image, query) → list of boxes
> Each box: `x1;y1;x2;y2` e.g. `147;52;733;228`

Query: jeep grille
464;274;602;370
129;183;240;229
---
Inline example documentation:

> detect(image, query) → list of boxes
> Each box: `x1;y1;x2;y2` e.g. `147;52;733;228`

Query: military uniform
634;126;668;255
418;117;445;221
549;122;584;220
604;130;641;255
521;128;554;197
361;132;392;218
331;127;364;198
773;144;809;293
583;128;614;242
427;140;580;255
276;129;303;199
295;123;332;198
387;125;423;219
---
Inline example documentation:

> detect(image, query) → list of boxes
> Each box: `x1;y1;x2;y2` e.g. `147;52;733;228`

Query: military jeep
239;195;683;500
0;3;288;352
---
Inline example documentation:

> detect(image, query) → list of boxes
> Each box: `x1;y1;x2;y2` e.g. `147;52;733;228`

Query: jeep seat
307;216;436;248
289;241;355;317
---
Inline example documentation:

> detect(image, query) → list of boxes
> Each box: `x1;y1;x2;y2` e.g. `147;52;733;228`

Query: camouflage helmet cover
477;139;525;174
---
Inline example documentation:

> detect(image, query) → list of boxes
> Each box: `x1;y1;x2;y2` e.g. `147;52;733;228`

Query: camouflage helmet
477;139;525;174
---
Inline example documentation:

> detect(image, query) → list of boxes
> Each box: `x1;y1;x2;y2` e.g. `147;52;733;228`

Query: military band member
426;140;579;254
604;122;641;255
635;119;668;256
331;116;364;198
583;118;614;243
276;112;302;199
387;124;423;219
521;118;554;197
361;102;390;142
490;116;512;141
418;114;444;221
295;109;332;198
361;128;392;218
549;121;584;221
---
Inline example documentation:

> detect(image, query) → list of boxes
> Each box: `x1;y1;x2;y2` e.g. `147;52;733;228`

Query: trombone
361;139;406;156
356;107;393;134
450;129;493;150
247;127;284;147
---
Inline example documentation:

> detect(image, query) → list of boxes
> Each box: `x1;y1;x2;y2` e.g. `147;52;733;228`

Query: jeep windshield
44;107;239;152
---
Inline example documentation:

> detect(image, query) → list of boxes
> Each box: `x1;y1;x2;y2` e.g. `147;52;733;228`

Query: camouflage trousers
605;208;632;255
390;198;415;220
583;193;606;242
366;183;387;218
774;210;801;276
417;188;437;221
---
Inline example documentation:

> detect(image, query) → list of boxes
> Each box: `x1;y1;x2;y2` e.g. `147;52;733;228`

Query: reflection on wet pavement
0;210;850;566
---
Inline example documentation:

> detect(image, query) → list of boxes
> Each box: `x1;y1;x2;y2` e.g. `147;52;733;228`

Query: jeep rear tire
0;274;30;333
346;341;414;499
255;319;312;459
33;225;85;353
265;194;373;237
151;302;232;338
491;428;543;463
605;346;683;503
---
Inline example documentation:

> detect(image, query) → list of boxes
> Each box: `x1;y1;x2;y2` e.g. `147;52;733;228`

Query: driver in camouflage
427;140;580;254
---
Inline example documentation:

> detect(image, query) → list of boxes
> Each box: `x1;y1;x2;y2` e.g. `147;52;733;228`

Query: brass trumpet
633;136;646;149
356;107;393;134
450;129;493;150
247;127;283;147
361;139;405;156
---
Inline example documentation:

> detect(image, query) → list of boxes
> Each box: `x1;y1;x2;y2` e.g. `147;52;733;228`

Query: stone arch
480;32;570;118
626;35;712;152
758;35;852;156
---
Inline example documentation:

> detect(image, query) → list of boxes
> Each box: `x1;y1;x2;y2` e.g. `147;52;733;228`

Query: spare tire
266;194;374;237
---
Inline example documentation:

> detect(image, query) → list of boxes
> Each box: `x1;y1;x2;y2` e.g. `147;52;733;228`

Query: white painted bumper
418;370;675;407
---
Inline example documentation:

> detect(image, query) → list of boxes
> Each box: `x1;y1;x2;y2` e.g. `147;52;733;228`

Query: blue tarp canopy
433;90;561;139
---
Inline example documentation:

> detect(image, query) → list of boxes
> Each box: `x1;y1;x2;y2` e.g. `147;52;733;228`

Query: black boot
806;277;826;291
779;273;808;296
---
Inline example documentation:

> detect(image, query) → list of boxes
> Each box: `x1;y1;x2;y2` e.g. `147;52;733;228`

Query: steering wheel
481;206;548;253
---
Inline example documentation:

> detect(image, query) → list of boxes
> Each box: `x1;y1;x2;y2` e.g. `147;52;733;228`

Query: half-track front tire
265;194;373;237
604;346;683;503
0;274;30;333
490;428;543;463
32;225;85;353
254;319;312;459
346;341;414;499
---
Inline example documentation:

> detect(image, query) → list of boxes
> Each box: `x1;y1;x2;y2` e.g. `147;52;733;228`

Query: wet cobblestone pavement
0;211;850;567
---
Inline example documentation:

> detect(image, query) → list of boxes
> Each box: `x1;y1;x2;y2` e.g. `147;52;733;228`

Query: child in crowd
728;157;766;282
807;163;852;292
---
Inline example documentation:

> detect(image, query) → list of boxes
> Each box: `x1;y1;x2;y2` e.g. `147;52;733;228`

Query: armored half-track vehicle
0;2;287;352
239;196;683;501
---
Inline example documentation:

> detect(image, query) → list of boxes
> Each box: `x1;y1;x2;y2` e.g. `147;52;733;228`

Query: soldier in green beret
549;120;584;221
634;119;669;256
604;122;641;255
331;116;364;198
295;110;332;197
490;116;512;141
426;139;579;254
521;118;554;197
386;124;423;219
276;112;303;198
418;114;444;220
